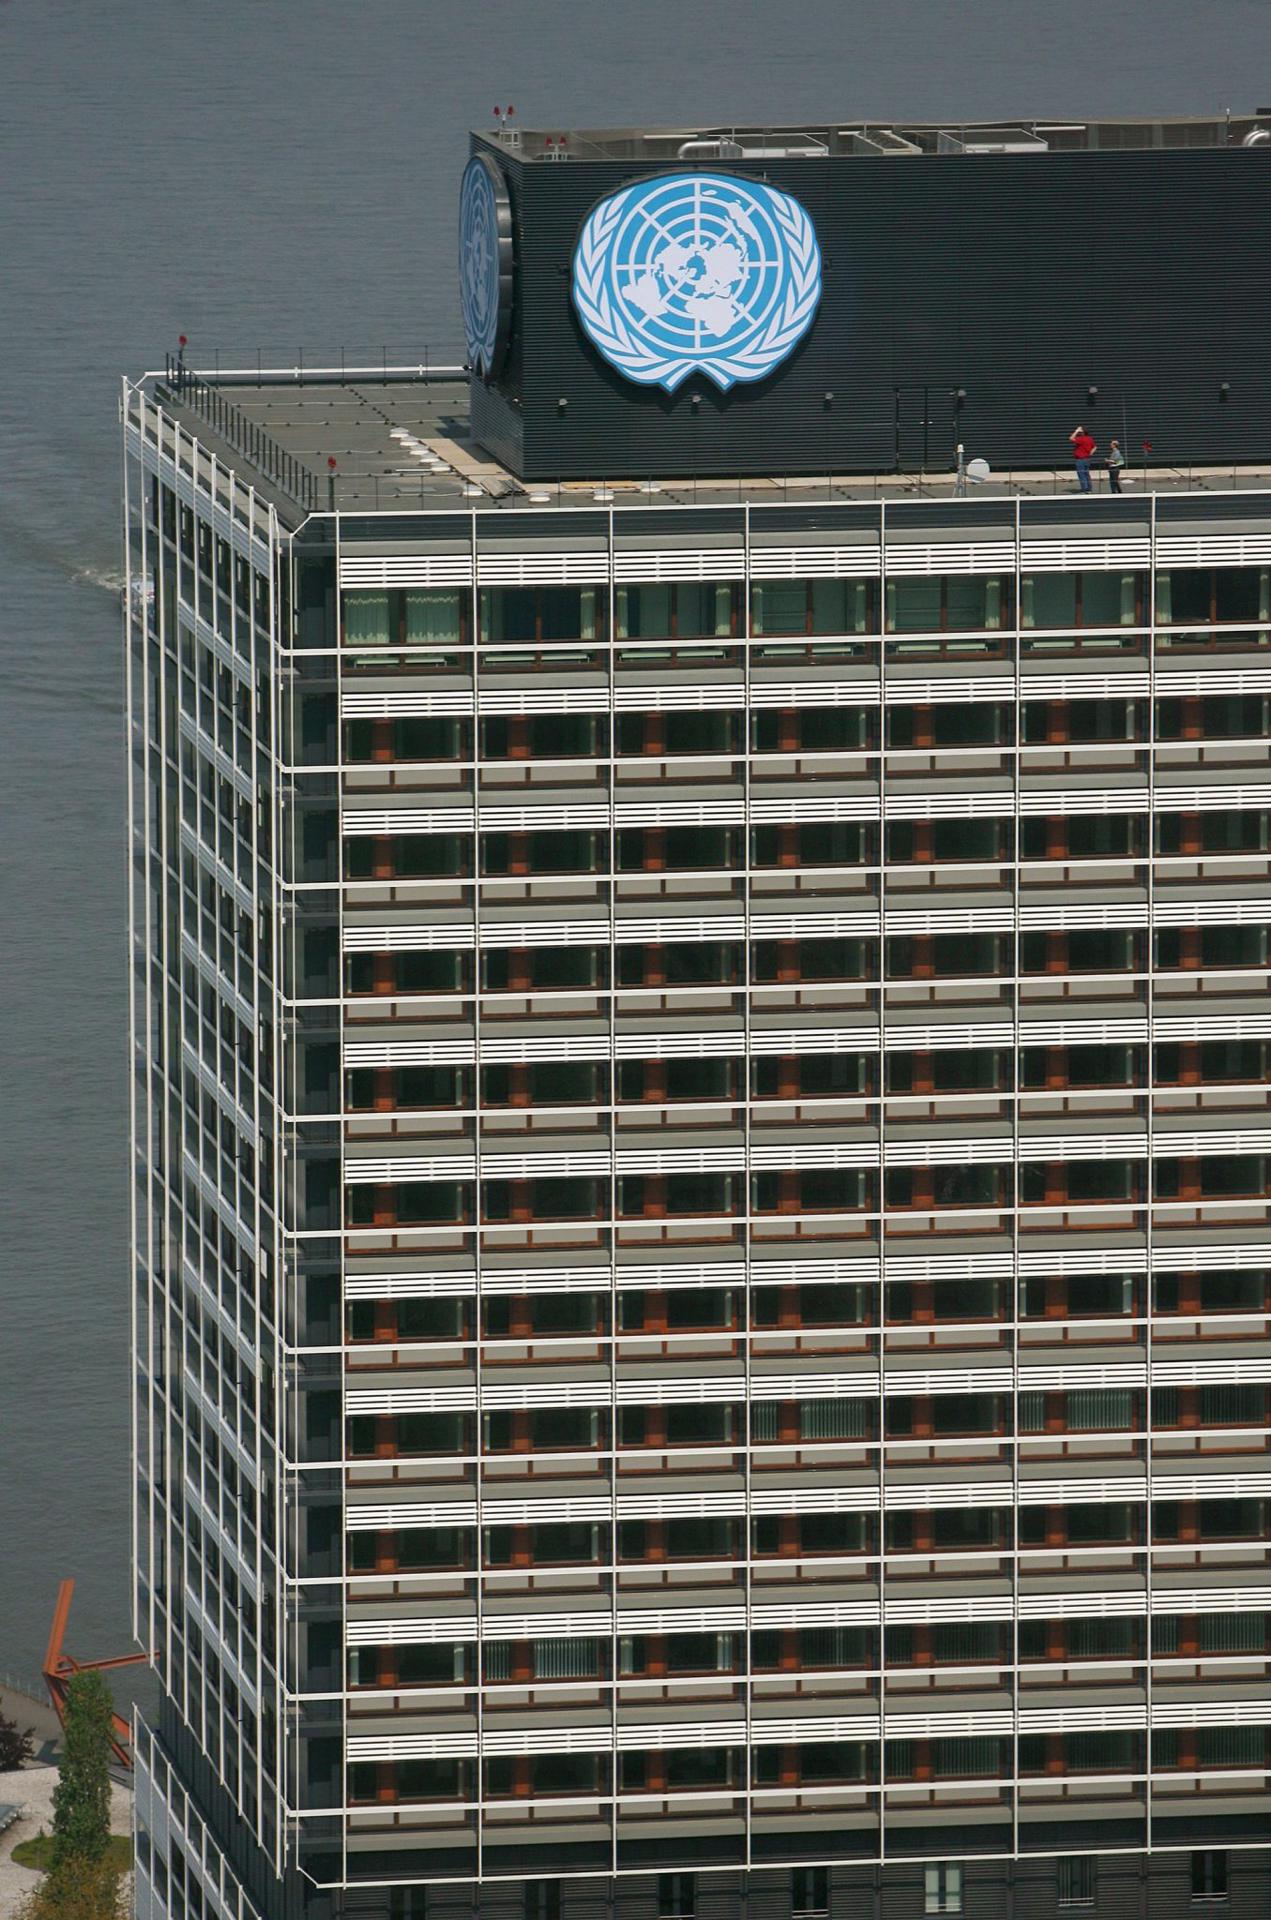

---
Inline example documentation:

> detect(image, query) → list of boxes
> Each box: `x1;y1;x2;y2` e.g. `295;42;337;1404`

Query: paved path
0;1765;132;1918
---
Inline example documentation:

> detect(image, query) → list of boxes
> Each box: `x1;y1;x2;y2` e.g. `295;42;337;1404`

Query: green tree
16;1854;127;1920
49;1673;113;1872
0;1706;35;1770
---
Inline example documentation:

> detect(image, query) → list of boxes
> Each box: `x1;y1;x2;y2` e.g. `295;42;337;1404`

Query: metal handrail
162;354;323;509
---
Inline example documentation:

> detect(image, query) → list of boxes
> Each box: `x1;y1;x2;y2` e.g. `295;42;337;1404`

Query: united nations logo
572;172;821;393
459;153;513;379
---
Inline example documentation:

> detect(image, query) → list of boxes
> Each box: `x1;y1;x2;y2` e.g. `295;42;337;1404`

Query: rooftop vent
937;126;1049;154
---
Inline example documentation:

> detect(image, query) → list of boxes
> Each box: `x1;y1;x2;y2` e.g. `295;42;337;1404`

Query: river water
1;0;1266;1688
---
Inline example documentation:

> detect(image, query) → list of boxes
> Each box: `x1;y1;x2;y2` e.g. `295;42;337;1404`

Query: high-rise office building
127;117;1271;1920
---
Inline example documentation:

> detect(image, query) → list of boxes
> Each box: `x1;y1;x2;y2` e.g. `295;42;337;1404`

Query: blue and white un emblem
459;153;513;379
572;172;822;393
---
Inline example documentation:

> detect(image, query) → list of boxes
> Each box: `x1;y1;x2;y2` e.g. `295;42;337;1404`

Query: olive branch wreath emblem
461;181;498;369
572;180;821;392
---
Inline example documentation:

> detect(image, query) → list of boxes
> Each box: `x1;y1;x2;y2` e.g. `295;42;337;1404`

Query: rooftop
477;112;1271;163
142;366;1271;522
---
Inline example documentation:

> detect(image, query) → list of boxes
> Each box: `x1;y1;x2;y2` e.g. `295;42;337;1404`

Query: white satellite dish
965;457;992;484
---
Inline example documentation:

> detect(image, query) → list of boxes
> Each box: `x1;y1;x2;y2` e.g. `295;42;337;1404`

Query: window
525;1884;561;1920
792;1867;829;1917
1021;570;1141;628
1191;1851;1228;1902
924;1864;963;1915
754;706;872;752
389;1890;428;1920
751;577;875;636
617;581;738;640
1157;568;1271;625
659;1875;696;1920
480;585;603;642
344;587;466;648
1057;1856;1095;1907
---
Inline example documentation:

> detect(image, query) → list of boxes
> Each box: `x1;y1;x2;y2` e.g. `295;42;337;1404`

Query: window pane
345;590;392;646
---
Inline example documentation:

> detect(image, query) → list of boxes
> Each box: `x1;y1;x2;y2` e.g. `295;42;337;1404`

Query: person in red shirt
1069;425;1098;493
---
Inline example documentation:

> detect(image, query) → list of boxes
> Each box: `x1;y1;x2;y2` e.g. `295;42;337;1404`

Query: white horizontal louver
343;1270;477;1299
878;789;1019;819
1150;1586;1271;1616
611;683;743;712
1020;672;1151;700
1153;1013;1271;1041
1020;1020;1149;1047
338;555;472;589
884;1252;1015;1282
748;1026;877;1055
884;542;1017;577
612;548;745;582
478;687;609;715
1015;1477;1144;1506
338;1466;1264;1530
457;914;744;949
1154;1473;1271;1501
345;1154;476;1183
1017;1705;1145;1733
1018;903;1141;930
1155;782;1271;812
613;914;745;943
888;907;1013;934
477;1035;614;1063
343;924;477;952
1017;1245;1147;1276
345;1694;1271;1764
883;676;1014;707
340;1234;1267;1303
1015;784;1145;817
615;799;746;827
1021;539;1151;573
749;545;881;579
1151;1126;1271;1158
1156;667;1271;697
1156;535;1271;568
1020;1363;1145;1390
346;1615;479;1646
749;680;882;709
1017;1591;1146;1620
753;912;877;938
1152;1357;1271;1385
1153;898;1271;927
477;552;608;585
341;806;473;836
341;690;476;718
336;660;1271;724
749;795;878;822
342;1040;478;1068
1154;1240;1271;1271
345;1586;1271;1648
1151;1699;1271;1729
887;1595;1014;1625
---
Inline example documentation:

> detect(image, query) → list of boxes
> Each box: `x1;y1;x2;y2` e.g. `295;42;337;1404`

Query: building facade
124;125;1271;1916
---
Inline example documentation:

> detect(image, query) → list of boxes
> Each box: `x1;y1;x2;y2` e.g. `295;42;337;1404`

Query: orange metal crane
42;1580;150;1771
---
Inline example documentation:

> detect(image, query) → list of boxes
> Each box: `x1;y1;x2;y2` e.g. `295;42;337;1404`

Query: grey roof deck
145;369;1271;521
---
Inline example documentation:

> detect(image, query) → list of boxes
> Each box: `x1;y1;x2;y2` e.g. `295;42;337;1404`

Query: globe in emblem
459;154;512;378
572;172;821;392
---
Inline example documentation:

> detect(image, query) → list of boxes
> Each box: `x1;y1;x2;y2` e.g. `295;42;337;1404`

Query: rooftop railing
161;353;321;510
